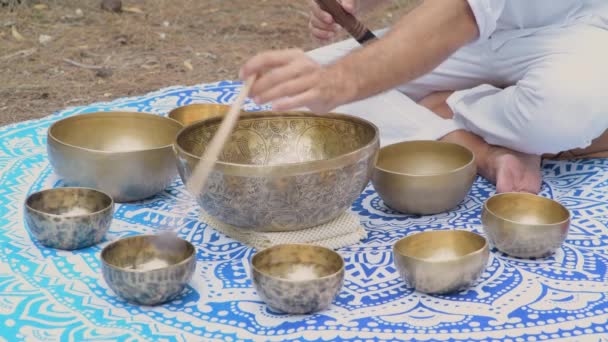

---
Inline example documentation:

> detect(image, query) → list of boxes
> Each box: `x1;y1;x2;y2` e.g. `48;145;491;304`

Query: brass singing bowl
372;141;476;215
393;230;489;294
24;187;114;250
251;244;344;314
168;103;233;126
481;193;570;258
47;112;183;202
101;234;196;306
174;111;379;232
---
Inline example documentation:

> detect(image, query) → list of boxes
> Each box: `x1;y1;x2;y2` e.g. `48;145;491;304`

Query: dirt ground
0;0;417;125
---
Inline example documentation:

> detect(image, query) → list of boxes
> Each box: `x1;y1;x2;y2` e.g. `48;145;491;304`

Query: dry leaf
33;4;48;10
183;60;193;71
123;7;144;14
141;61;159;70
11;26;24;41
260;22;268;27
38;34;52;45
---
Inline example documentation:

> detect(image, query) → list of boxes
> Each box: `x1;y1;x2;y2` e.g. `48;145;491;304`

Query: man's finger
310;27;335;41
310;14;334;31
256;74;317;105
310;0;334;24
272;90;320;112
240;49;304;79
250;58;316;98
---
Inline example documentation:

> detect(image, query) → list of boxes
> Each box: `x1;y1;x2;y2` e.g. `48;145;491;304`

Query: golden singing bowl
481;193;570;258
174;111;379;232
47;112;183;202
393;230;489;294
168;103;234;126
372;141;476;215
101;234;196;305
251;244;344;314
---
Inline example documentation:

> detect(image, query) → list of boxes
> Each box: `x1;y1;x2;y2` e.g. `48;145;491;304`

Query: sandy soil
0;0;417;125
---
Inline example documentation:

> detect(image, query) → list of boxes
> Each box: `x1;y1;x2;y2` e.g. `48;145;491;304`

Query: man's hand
309;0;358;44
241;0;478;113
239;49;353;113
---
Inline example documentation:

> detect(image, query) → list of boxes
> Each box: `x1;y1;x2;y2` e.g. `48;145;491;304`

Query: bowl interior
485;193;570;225
50;112;182;152
394;230;486;262
176;112;377;166
376;141;473;176
169;104;231;126
26;188;112;216
252;244;343;281
102;235;195;271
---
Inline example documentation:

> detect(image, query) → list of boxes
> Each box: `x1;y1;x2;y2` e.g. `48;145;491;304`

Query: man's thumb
338;0;357;14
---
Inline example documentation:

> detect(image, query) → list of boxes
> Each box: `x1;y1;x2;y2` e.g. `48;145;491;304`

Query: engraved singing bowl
47;112;183;202
481;193;570;258
24;187;114;250
251;244;345;314
174;111;380;232
372;141;476;215
168;103;234;126
101;234;196;305
393;230;489;294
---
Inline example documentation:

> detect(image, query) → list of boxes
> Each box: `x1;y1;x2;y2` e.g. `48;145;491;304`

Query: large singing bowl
174;111;380;232
47;112;183;202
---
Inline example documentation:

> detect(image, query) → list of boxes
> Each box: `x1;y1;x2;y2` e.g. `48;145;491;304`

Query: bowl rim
100;234;196;273
24;186;114;217
47;111;183;154
392;229;488;263
173;111;380;172
251;243;345;282
168;103;232;119
483;192;571;226
374;140;475;177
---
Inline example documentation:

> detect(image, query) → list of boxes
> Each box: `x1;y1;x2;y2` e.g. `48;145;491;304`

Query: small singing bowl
251;244;344;314
47;112;183;202
393;230;489;294
481;193;570;258
372;141;476;215
24;187;114;250
168;103;233;126
101;235;196;306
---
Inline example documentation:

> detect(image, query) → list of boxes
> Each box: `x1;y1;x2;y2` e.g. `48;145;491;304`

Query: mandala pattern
0;81;607;341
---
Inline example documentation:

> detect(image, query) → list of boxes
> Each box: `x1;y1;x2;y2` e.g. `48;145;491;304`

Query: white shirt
467;0;608;49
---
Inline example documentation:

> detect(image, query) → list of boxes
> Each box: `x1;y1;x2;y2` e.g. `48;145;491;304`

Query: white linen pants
307;24;608;155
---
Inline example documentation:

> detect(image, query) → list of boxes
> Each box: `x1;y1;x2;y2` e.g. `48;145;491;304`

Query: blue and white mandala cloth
0;81;606;342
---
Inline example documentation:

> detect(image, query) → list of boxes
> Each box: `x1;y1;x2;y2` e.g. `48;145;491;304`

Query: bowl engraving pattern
176;114;379;231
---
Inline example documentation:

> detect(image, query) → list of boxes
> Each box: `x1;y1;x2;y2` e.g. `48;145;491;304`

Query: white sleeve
466;0;506;41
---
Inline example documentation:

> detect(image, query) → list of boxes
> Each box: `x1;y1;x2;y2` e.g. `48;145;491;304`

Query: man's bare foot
418;91;542;194
484;146;542;193
440;131;542;193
